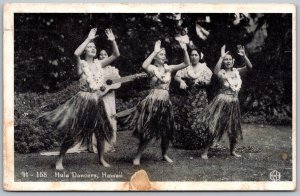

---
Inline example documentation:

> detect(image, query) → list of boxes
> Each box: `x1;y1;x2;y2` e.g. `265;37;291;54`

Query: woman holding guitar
100;49;119;153
42;28;120;169
127;40;191;165
81;49;120;154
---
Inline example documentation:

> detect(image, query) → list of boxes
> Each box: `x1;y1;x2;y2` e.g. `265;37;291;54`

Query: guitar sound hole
106;79;113;85
100;86;106;91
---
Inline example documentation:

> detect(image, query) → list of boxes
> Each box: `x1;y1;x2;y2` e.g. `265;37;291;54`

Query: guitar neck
112;73;147;84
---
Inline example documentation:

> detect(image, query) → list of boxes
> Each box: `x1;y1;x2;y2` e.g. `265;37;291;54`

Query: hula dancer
127;40;191;165
41;28;120;169
200;45;253;159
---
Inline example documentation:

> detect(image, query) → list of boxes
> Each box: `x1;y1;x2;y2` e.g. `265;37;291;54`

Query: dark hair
87;40;96;45
190;48;205;63
99;49;108;56
99;49;107;52
224;51;234;58
190;48;201;55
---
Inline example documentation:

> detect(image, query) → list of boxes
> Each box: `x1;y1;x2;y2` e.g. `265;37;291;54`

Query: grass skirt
200;93;243;142
127;89;175;141
40;91;113;148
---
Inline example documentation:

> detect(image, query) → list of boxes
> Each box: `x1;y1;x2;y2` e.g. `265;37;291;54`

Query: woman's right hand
154;40;162;53
221;45;229;58
87;28;99;40
179;80;188;89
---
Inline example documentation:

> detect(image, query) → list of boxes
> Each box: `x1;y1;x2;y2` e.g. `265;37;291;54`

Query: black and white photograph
3;3;296;191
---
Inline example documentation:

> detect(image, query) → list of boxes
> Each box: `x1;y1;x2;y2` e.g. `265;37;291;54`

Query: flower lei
103;65;119;77
152;64;171;83
223;68;242;92
81;59;104;91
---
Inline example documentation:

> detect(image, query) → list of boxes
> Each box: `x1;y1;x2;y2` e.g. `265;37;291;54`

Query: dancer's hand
179;80;188;89
154;40;162;53
105;29;116;41
221;45;229;58
87;28;99;40
237;45;246;56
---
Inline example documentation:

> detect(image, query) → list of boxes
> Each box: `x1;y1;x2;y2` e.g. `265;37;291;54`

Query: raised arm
237;45;253;74
142;40;162;72
74;28;98;64
168;42;191;72
214;45;229;75
100;29;120;67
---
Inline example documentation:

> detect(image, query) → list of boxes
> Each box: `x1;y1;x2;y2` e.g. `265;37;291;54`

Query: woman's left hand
237;45;246;56
179;80;188;89
105;29;116;41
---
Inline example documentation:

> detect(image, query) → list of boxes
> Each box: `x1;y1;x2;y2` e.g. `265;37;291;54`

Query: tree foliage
15;13;292;118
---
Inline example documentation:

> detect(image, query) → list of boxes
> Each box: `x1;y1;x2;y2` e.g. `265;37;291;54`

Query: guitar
98;72;148;96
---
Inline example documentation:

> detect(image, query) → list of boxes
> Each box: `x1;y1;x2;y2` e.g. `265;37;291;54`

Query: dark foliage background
14;13;292;153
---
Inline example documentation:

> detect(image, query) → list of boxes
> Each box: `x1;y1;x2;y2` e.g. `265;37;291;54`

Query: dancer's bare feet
109;146;116;152
55;159;64;170
100;159;111;167
201;146;210;159
201;153;208;160
162;155;173;163
211;141;218;148
231;151;241;158
104;145;116;153
133;157;140;166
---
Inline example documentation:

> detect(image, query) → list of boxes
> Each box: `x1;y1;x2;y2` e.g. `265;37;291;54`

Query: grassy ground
15;124;293;182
